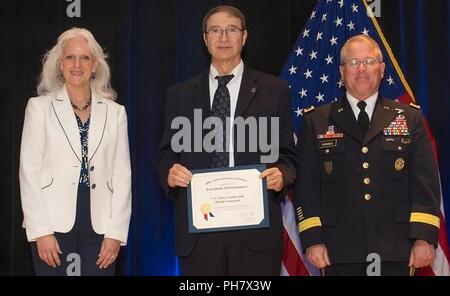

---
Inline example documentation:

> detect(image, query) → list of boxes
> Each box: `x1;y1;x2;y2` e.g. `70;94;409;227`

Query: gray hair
37;27;116;100
202;5;246;32
340;34;383;65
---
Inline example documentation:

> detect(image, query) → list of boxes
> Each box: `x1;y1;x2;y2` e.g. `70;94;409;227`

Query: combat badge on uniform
383;114;409;136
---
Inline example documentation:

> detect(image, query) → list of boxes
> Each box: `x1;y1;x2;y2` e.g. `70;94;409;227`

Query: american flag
280;0;450;276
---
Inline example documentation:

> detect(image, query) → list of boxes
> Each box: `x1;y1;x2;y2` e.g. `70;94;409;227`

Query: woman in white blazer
19;28;131;276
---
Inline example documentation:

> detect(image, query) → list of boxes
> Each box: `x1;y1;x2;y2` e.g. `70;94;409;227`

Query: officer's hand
260;167;284;192
168;163;192;188
306;244;331;269
409;239;435;268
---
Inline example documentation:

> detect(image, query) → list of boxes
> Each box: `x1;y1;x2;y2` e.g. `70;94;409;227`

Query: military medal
384;114;409;136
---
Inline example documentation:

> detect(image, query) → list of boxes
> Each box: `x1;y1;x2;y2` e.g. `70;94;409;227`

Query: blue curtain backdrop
1;0;449;275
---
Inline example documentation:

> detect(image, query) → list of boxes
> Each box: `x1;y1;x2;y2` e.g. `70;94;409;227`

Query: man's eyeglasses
343;57;381;68
205;26;245;38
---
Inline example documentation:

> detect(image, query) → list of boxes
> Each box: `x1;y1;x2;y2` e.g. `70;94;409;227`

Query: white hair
340;34;383;65
37;27;117;100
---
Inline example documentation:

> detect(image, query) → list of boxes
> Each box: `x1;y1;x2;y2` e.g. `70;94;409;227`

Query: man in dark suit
295;35;440;276
157;5;296;275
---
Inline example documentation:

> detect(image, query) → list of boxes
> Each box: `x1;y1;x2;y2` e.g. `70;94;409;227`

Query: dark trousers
179;231;282;276
323;262;414;276
31;186;115;276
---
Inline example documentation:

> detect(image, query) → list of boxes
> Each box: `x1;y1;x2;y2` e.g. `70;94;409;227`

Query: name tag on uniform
319;139;337;149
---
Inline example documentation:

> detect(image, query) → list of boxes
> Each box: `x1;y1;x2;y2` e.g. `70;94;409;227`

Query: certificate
187;164;269;233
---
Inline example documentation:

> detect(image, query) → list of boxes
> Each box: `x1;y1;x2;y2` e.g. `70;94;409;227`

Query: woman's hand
97;238;121;269
36;234;62;268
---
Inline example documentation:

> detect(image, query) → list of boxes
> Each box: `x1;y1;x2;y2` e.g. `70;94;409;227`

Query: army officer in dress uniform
295;35;440;276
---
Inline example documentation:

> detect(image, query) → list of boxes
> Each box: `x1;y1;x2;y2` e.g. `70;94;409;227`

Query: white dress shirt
208;60;244;167
346;92;378;122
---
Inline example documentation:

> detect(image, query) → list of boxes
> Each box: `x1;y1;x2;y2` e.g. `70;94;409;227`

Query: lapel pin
250;87;256;93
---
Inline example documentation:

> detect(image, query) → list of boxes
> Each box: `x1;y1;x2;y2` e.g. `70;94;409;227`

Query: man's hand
409;239;435;268
168;163;192;188
97;238;121;269
306;244;331;269
36;234;62;268
260;167;284;192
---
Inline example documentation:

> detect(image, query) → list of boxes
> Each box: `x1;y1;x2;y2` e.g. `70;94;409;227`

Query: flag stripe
282;227;310;276
433;242;450;275
281;195;320;275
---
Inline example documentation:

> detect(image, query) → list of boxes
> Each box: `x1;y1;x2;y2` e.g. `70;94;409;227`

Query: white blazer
19;87;132;245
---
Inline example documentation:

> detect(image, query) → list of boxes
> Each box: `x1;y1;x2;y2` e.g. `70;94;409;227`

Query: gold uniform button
362;162;369;169
363;178;371;185
325;149;330;154
362;147;369;153
364;194;371;201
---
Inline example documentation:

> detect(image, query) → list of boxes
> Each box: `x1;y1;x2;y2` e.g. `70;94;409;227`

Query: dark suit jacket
157;66;297;256
295;96;440;264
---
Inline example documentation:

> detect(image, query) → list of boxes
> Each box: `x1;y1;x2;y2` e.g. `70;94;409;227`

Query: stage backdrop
0;0;449;275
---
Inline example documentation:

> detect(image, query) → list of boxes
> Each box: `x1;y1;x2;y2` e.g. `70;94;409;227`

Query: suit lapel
363;97;397;145
52;87;82;163
329;99;363;143
88;95;107;161
234;66;257;118
192;71;214;166
193;71;211;118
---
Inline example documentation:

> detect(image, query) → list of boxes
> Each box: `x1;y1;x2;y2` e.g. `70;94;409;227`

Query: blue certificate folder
187;164;269;233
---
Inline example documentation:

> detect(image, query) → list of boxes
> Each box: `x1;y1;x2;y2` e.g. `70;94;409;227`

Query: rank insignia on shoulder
304;106;315;114
409;103;421;110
